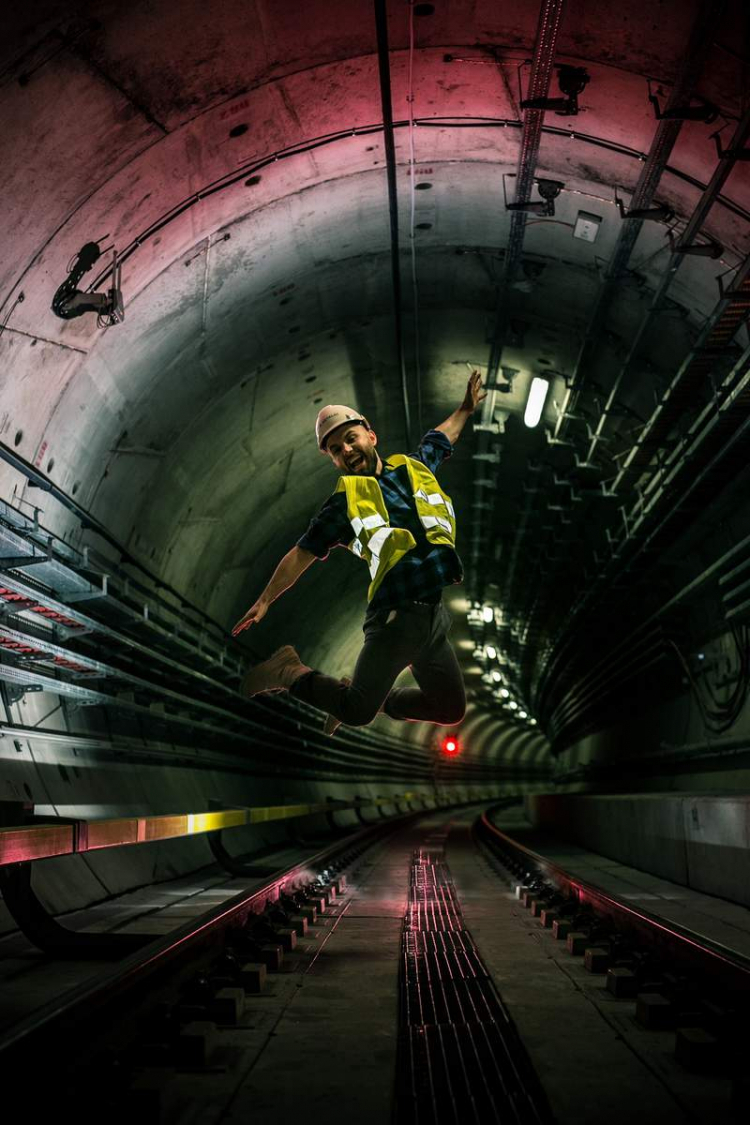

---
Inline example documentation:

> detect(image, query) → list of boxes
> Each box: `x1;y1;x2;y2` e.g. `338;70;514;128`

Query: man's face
325;423;381;476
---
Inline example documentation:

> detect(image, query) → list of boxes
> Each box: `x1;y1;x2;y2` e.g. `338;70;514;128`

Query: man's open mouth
347;455;365;470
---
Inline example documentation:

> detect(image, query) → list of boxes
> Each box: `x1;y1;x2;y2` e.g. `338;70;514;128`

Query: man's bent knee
340;695;382;727
435;705;466;726
341;708;379;728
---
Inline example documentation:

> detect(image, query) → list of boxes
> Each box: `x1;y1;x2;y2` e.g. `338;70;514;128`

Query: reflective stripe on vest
389;455;457;548
335;475;416;601
335;454;457;602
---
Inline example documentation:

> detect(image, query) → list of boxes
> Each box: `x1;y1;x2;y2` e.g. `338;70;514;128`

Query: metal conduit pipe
546;619;668;715
613;254;750;492
507;0;728;666
64;116;750;307
547;635;670;738
498;269;749;691
373;0;412;449
631;348;750;523
0;439;228;631
535;520;750;731
629;355;750;550
535;354;750;725
582;102;750;473
467;0;567;600
487;0;567;381
552;0;726;441
588;338;750;584
549;653;672;746
524;248;750;706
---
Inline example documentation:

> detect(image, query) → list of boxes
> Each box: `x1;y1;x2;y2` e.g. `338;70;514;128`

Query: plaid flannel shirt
297;430;464;612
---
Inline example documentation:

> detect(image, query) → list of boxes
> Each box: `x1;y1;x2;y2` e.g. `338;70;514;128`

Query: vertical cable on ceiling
374;0;412;448
407;0;424;436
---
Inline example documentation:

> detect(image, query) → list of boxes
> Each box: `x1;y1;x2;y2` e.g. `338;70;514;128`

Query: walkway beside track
449;805;734;1125
487;805;750;960
2;805;740;1121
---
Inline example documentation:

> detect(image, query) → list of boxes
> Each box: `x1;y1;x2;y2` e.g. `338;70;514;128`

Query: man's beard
346;448;377;474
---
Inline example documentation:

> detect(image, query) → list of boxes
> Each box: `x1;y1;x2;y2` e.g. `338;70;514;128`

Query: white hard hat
315;404;369;451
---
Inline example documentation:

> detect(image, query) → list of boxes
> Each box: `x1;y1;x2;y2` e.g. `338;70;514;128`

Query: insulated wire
668;629;750;734
407;0;423;437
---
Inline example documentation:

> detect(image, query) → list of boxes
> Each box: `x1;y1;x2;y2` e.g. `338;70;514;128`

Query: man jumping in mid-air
233;371;486;734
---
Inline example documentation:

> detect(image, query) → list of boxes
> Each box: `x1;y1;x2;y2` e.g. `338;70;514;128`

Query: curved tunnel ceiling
1;0;749;769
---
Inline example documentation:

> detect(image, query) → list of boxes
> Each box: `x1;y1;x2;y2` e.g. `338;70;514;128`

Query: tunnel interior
1;0;750;997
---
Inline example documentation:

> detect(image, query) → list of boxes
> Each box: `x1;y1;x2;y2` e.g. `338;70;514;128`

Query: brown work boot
323;677;351;736
241;645;312;698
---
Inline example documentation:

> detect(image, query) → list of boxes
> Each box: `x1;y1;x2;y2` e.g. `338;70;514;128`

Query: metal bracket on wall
205;797;291;877
0;802;157;957
0;553;52;571
647;86;718;124
4;684;43;706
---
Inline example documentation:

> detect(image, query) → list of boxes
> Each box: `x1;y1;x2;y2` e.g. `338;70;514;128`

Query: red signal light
442;734;460;756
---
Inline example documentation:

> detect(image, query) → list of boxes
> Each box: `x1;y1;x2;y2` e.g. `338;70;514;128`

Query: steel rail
477;810;750;996
0;813;415;1081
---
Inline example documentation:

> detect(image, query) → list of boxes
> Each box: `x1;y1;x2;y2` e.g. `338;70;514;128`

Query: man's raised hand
462;369;487;413
232;599;268;636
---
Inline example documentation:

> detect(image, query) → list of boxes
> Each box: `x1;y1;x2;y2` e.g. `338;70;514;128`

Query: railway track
3;804;747;1119
0;814;404;1102
476;808;749;1099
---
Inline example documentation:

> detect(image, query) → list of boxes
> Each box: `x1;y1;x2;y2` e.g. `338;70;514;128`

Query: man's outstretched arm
232;545;316;635
434;370;486;445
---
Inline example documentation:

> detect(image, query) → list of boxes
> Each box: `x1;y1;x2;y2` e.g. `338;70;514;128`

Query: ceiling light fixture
485;645;497;660
524;376;549;428
481;605;494;623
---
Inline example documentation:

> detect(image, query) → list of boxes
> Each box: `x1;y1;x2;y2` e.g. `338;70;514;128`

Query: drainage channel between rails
394;828;553;1125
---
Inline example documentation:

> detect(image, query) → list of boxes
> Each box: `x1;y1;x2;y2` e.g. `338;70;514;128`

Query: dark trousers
290;601;466;728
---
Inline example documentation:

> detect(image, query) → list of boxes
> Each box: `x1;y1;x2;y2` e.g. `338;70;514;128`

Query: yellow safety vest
335;454;457;601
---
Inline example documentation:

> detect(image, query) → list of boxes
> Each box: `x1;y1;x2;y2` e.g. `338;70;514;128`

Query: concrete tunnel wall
1;0;750;923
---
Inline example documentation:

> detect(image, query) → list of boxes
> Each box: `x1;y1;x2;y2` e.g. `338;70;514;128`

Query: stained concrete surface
0;846;304;1034
447;808;733;1125
219;832;415;1124
1;807;741;1121
493;804;750;957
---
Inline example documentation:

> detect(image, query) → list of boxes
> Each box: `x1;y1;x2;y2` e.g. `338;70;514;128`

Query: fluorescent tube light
524;376;549;428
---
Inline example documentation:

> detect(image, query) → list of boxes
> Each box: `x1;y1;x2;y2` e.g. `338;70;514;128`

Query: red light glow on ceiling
442;734;461;756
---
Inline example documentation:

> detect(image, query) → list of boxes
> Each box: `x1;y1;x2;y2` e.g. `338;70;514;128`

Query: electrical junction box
573;210;602;242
